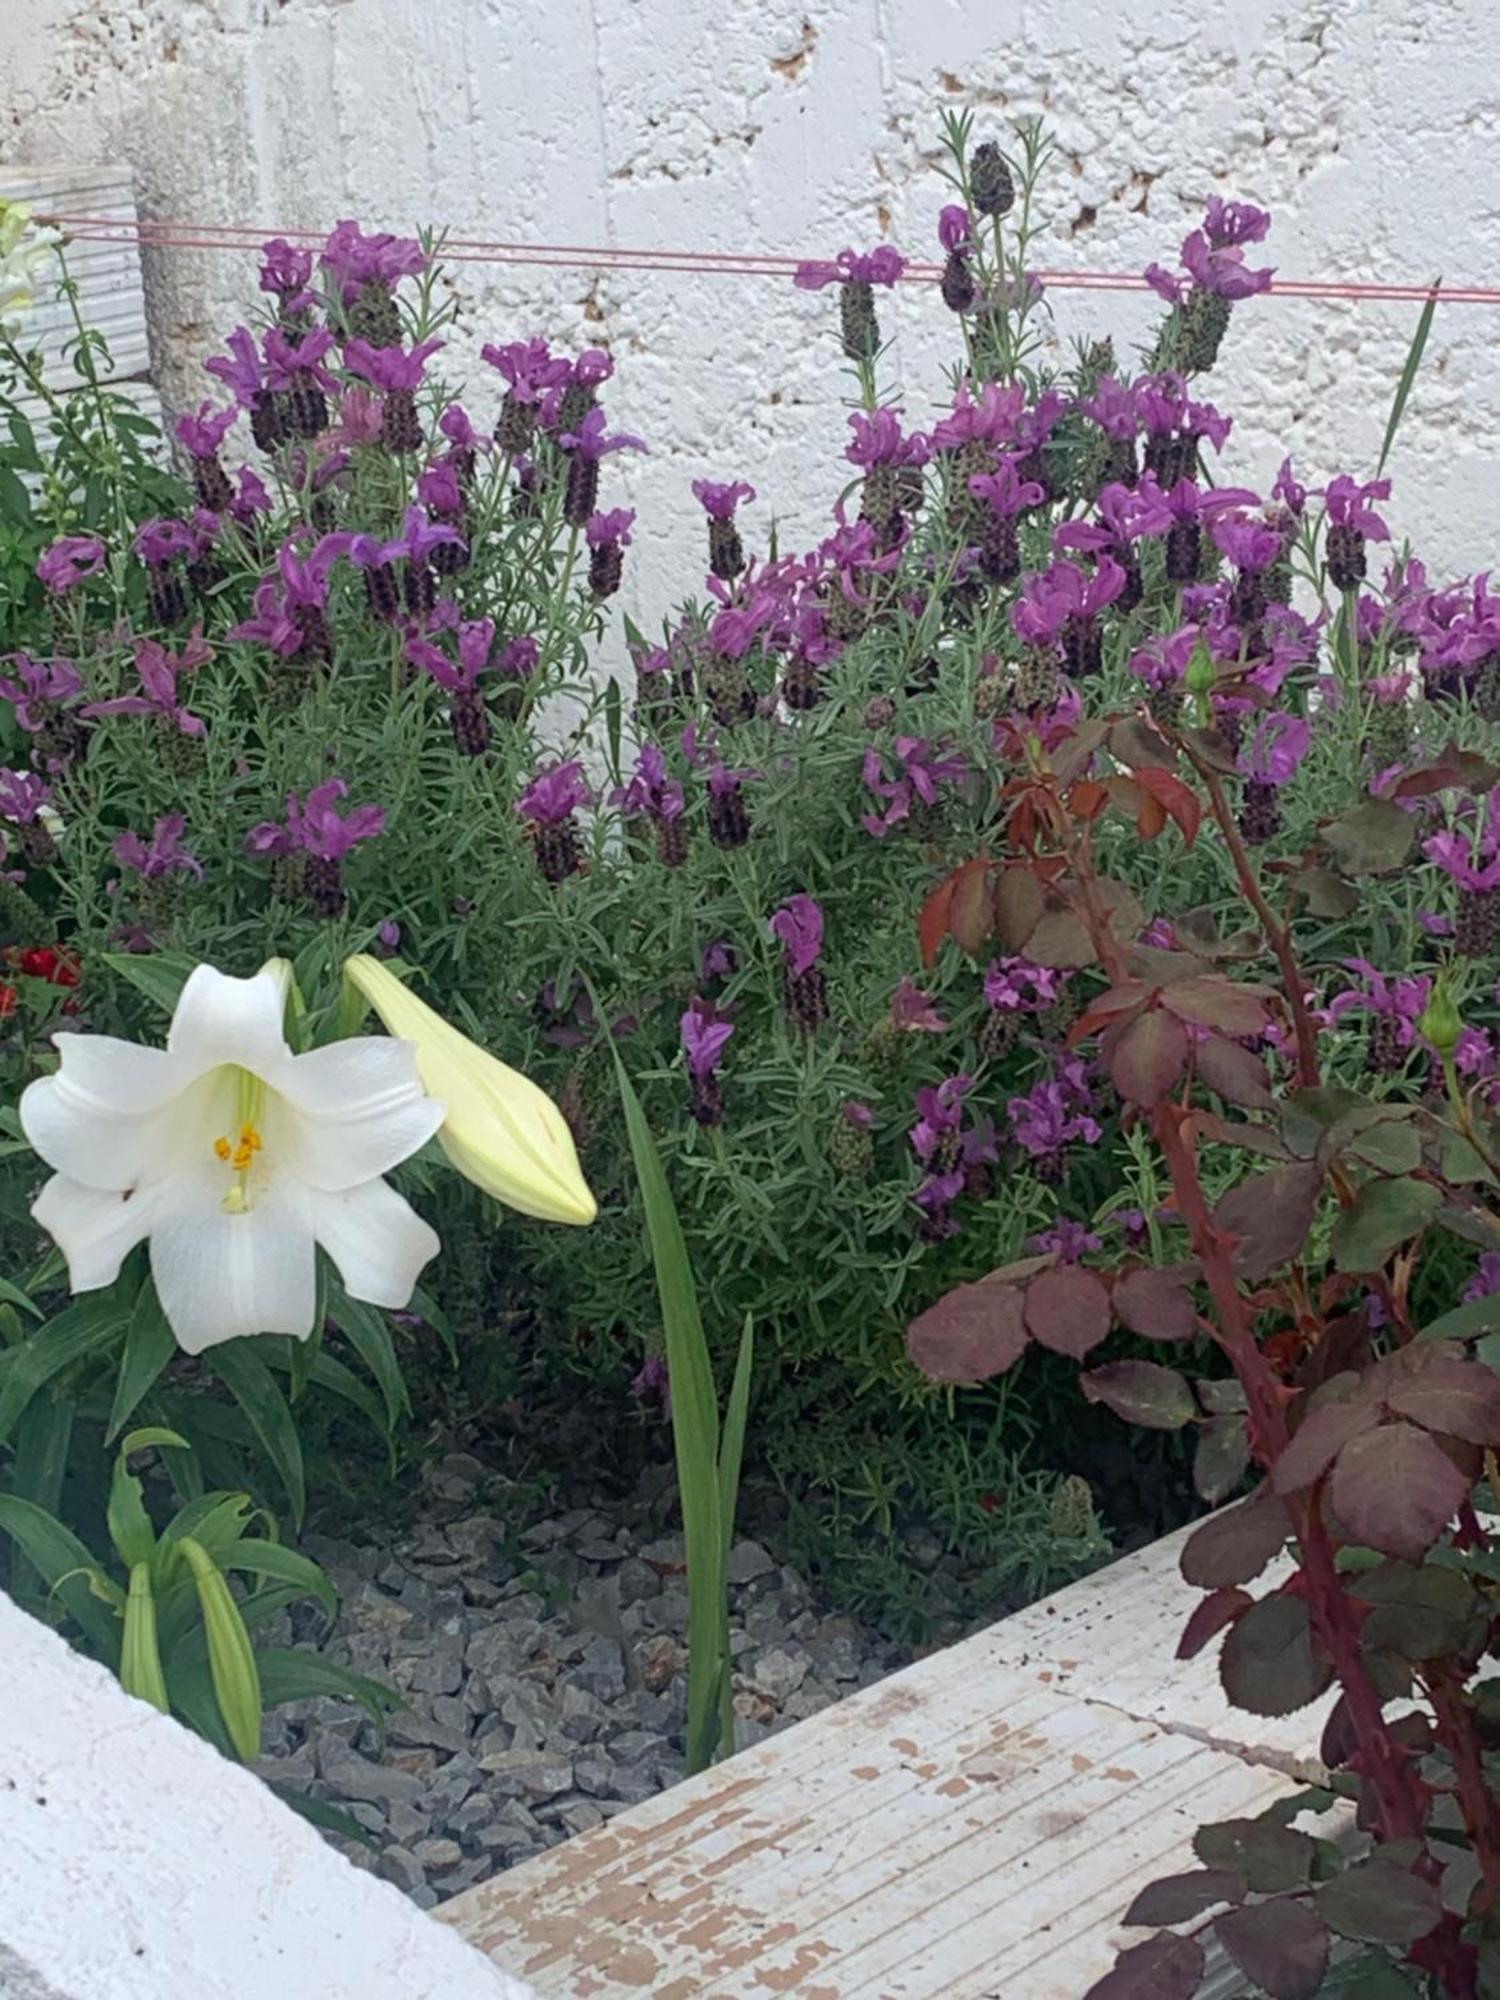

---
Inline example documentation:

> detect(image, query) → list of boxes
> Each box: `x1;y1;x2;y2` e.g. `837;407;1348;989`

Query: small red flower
0;983;17;1020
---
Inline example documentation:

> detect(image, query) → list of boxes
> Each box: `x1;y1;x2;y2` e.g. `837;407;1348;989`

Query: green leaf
0;465;31;524
0;1495;120;1657
0;1291;131;1445
269;1784;379;1847
101;948;198;1016
609;1046;726;1776
326;1283;408;1430
222;1539;337;1619
253;1647;398;1725
1377;283;1440;476
1321;800;1416;876
179;1536;261;1761
259;1344;391;1457
1423;1293;1500;1343
204;1344;306;1527
107;1281;178;1442
1219;1593;1333;1717
120;1562;169;1711
0;1272;44;1320
107;1442;157;1569
1331;1178;1443;1272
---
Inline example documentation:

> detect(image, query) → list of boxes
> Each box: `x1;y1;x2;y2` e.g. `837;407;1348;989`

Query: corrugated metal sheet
0;164;158;431
440;1524;1346;1998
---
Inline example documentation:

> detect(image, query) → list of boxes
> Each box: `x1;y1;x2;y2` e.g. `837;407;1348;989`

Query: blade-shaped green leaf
222;1539;337;1619
0;1273;43;1320
259;1344;391;1458
107;1282;178;1443
0;1495;120;1658
1377;282;1441;476
0;1292;131;1445
326;1282;409;1430
610;1047;725;1775
254;1647;398;1726
715;1312;755;1760
101;948;198;1016
205;1343;306;1527
269;1784;379;1847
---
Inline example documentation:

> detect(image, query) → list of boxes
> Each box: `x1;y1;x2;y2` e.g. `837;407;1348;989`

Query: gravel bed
256;1452;907;1910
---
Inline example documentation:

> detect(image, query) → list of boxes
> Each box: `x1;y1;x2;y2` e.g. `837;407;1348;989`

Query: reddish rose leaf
1316;1855;1444;1946
1134;765;1203;846
1050;718;1111;786
1073;776;1112;822
1391;743;1499;800
1024;1264;1111;1359
1213;1163;1323;1281
1112;1264;1200;1343
1195;1035;1275;1111
1272;1394;1380;1494
1195;1817;1319;1893
947;856;994;958
1195;1412;1251;1503
1081;1359;1196;1430
1070;980;1152;1043
1328;1423;1469;1561
1107;716;1173;771
906;1276;1030;1384
1180;1486;1289;1589
1289;866;1361;919
1160;975;1271;1038
1219;1591;1333;1717
1215;1899;1330;2000
1107;1008;1189;1106
1385;1357;1500;1446
1176;1587;1253;1661
1026;906;1098;970
979;1251;1059;1287
1081;1933;1206;2000
1321;798;1416;875
992;865;1045;951
917;868;959;968
1329;1176;1442;1271
1123;1868;1246;1927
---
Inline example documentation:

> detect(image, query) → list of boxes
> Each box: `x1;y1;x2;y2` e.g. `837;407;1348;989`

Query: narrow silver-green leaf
1377;282;1441;476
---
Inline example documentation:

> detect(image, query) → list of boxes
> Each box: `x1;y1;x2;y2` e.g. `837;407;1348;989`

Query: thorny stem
1428;1671;1500;1899
1186;744;1323;1089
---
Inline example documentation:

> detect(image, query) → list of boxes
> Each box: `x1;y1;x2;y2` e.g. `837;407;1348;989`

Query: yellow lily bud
343;954;597;1226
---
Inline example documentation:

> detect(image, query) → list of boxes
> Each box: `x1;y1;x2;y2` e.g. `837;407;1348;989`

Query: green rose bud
1418;979;1464;1058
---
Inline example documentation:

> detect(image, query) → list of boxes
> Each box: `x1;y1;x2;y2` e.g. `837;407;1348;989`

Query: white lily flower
19;963;446;1354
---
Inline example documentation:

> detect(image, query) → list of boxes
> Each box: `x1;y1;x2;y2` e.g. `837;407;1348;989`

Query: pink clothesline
38;211;1481;307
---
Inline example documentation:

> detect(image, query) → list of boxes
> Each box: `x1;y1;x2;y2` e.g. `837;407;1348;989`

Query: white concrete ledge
0;1589;533;2000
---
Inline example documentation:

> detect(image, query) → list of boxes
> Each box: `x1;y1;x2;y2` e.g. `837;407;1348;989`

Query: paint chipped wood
441;1523;1340;1998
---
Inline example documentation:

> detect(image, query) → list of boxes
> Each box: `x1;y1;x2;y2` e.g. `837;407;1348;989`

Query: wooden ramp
440;1524;1334;1999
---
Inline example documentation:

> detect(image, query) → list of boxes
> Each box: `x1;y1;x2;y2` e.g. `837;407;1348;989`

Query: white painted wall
0;1589;533;2000
4;0;1498;655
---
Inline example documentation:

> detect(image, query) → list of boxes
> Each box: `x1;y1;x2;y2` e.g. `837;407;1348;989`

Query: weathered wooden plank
441;1522;1337;1997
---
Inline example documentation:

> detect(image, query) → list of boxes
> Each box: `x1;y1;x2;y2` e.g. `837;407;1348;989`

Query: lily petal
307;1176;440;1307
20;1036;184;1192
32;1174;162;1291
280;1038;446;1193
150;1175;317;1353
345;956;596;1225
166;965;294;1085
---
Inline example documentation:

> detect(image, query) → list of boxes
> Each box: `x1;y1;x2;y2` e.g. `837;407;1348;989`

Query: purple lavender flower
482;337;569;402
1028;1219;1104;1262
343;337;445;393
1211;511;1284;574
793;246;906;290
890;976;946;1033
1464;1253;1500;1304
559;407;647;461
613;742;685;824
0;769;52;825
375;918;402;955
1423;796;1500;893
230;533;352;659
259;236;314;300
134;518;198;568
517;761;591;826
931;380;1026;452
175;403;237;461
630;1353;672;1416
1273;458;1307;516
204;327;267;408
692;480;756;520
0;652;85;737
845;408;931;470
1080;376;1139;442
115;813;202;881
1240;711;1311;786
770;894;824;976
287;778;386;861
36;535;106;594
984;957;1061;1013
970;457;1046;519
861;736;966;839
1008;1063;1102;1169
321;220;426;303
1012;558;1126;676
230;466;272;525
262;325;339;395
1325;475;1392;540
499;636;539;680
681;994;734;1126
699;940;737;983
1328;957;1432;1072
938;205;973;254
83;630;212;738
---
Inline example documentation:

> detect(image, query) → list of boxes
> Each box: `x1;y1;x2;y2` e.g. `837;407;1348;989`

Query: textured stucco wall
4;0;1498;654
0;1588;532;2000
